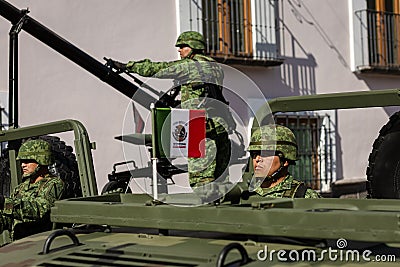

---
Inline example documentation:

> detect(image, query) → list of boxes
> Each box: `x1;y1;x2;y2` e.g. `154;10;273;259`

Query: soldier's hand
112;61;127;73
103;57;127;73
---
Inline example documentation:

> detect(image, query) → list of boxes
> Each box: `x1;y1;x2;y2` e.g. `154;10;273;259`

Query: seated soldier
248;125;321;198
0;139;64;242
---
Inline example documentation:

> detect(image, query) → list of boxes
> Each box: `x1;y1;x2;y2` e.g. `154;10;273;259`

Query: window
367;0;400;67
178;0;283;66
353;0;400;72
202;0;253;57
276;114;334;191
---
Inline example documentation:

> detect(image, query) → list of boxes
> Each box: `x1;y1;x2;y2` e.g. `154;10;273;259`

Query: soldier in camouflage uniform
248;125;320;198
0;140;64;242
111;31;232;187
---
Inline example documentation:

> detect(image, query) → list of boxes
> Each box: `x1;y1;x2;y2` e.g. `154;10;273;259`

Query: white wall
244;0;399;181
0;0;178;191
210;0;399;182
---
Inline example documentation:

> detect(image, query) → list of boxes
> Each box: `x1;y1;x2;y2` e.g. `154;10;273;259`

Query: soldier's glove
103;57;127;73
0;195;4;209
111;60;127;73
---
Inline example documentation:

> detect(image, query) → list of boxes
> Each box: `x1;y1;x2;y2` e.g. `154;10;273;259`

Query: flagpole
152;157;158;200
150;103;158;200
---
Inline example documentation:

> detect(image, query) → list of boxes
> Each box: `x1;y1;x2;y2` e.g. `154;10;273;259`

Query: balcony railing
355;9;400;73
188;0;283;66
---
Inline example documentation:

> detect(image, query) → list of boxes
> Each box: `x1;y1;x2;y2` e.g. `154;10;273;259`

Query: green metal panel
254;89;400;128
0;119;98;197
50;194;400;243
7;149;20;192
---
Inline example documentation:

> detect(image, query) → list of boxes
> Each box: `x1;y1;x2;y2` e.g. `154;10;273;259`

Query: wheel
0;150;11;196
101;180;132;194
0;136;80;198
39;136;81;198
367;111;400;198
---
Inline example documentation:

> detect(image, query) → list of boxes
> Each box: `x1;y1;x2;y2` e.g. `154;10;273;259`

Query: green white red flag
153;108;206;158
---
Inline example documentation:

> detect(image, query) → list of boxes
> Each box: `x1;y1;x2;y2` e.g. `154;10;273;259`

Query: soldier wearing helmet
248;125;320;198
0;139;65;243
109;31;232;188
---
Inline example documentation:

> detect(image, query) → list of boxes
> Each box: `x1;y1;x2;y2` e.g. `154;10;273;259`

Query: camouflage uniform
254;174;320;198
125;31;231;187
0;140;65;241
249;125;321;198
0;173;64;240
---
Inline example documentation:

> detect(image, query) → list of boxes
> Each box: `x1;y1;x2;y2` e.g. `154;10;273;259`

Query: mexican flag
153;108;206;158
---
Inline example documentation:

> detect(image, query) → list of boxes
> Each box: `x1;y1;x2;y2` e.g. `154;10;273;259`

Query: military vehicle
0;90;399;266
1;1;400;266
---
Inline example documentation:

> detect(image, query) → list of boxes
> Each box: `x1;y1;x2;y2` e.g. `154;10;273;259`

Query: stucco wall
0;0;178;191
240;0;399;182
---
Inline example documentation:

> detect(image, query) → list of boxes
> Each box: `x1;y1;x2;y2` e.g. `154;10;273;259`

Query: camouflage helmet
16;139;53;165
175;31;205;50
248;125;298;161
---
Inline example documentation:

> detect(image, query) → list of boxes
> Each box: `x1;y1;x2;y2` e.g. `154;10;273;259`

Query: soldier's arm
126;59;171;77
126;58;190;79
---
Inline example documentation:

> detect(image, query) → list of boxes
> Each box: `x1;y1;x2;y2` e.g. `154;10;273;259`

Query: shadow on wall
284;0;349;69
276;13;318;96
277;0;349;96
279;54;317;96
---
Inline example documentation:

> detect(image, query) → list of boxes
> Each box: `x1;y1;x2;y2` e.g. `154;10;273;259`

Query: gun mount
0;0;158;112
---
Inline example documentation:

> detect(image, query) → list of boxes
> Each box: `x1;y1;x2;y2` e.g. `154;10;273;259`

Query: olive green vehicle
0;90;400;266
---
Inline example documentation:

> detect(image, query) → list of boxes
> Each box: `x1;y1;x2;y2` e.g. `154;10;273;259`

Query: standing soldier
248;125;321;198
110;31;232;188
0;139;64;243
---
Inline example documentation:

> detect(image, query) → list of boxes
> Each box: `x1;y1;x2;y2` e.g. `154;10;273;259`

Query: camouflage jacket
2;174;64;221
126;54;224;110
254;174;321;198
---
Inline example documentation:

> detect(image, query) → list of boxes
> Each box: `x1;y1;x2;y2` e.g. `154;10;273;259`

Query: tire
101;180;132;194
0;136;81;198
0;151;11;196
367;111;400;198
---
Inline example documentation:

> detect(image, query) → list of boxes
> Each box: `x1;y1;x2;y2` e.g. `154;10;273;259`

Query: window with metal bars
354;0;400;73
275;114;334;191
179;0;283;66
202;0;253;57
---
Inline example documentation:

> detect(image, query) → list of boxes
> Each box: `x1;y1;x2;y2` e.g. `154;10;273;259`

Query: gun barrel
0;0;157;109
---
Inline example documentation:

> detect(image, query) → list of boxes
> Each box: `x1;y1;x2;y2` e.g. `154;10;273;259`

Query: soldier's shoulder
43;174;64;184
305;188;322;198
289;177;321;198
193;54;215;62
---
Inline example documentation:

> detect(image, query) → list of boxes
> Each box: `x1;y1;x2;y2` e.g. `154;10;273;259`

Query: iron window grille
355;9;400;73
276;114;334;192
182;0;283;66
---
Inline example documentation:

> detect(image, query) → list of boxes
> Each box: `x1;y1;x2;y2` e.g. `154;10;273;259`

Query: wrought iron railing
355;9;400;71
188;0;283;65
276;114;334;192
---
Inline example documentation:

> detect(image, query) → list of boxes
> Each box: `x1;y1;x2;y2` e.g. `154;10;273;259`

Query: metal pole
14;30;18;128
150;103;158;200
8;9;29;129
8;29;14;128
